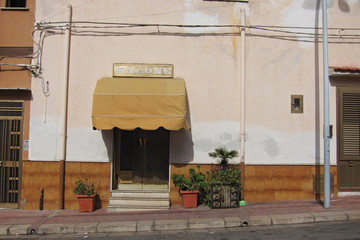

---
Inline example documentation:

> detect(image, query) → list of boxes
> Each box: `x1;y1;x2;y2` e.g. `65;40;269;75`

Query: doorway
337;87;360;191
0;101;23;208
114;128;170;190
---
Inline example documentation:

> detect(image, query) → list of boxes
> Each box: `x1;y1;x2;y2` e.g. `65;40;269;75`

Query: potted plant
73;177;96;212
171;166;206;208
207;146;241;208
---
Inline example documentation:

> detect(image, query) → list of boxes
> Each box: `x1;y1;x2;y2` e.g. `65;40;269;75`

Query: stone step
110;191;169;199
107;190;170;212
107;205;169;212
108;198;170;207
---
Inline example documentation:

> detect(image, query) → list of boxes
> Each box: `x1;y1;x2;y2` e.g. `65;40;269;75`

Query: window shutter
340;90;360;160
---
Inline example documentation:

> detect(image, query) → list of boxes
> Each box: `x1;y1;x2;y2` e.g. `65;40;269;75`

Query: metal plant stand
210;183;240;209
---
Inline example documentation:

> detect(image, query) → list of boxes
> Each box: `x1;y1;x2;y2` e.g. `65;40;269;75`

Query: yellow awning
92;77;190;130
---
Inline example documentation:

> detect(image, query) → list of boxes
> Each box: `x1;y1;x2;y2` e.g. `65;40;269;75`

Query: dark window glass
120;130;133;171
0;102;23;117
6;0;26;7
0;102;22;108
0;111;22;117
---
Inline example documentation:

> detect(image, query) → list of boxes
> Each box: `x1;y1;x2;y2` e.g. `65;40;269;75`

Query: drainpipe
240;8;246;200
59;4;72;210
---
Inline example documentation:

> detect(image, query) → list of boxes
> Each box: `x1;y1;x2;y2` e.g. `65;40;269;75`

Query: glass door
115;128;169;190
141;129;169;188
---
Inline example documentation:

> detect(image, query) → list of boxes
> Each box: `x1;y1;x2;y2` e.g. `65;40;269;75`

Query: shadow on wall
170;91;194;164
95;191;102;210
314;0;321;203
101;129;114;161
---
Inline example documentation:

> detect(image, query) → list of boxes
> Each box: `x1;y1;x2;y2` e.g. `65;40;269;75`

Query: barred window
5;0;26;8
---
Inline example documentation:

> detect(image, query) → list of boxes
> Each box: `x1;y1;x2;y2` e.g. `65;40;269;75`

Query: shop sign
113;64;173;78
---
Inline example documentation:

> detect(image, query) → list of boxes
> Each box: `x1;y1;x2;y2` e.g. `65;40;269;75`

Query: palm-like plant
208;146;239;168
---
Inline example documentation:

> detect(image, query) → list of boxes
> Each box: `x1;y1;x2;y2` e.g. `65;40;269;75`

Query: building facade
0;0;34;208
20;0;360;210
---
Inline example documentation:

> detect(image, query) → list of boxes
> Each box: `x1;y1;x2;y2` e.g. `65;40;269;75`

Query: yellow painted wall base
21;162;337;209
243;165;338;202
21;161;111;210
170;164;338;206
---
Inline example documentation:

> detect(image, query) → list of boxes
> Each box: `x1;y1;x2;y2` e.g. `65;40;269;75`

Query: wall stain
195;132;240;153
338;0;350;12
221;133;233;141
263;138;280;157
195;139;215;152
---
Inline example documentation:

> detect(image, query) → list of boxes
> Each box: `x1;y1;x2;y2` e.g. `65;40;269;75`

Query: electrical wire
31;21;360;43
2;20;360;97
36;21;360;31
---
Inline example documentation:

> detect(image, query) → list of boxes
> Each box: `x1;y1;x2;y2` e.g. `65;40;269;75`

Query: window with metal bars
5;0;26;7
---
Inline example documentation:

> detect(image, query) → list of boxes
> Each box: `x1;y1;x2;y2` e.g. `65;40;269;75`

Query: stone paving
1;196;360;236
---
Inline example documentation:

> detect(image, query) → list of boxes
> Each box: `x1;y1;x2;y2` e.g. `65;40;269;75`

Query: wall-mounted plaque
113;63;174;78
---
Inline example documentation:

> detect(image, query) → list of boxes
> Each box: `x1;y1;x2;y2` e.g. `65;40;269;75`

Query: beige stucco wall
245;0;360;165
29;0;360;167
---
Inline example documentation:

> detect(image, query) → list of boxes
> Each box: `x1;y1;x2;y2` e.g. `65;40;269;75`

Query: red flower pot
180;190;199;208
76;194;96;212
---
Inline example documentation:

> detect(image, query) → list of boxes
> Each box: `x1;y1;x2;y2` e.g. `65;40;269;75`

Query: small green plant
206;165;242;187
208;146;239;168
73;177;95;196
202;147;241;206
203;165;242;206
172;165;207;191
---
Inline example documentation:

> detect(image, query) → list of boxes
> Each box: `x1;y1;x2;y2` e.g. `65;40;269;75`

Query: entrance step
107;189;170;212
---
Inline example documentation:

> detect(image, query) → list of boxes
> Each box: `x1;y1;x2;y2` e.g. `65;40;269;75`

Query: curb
1;210;360;236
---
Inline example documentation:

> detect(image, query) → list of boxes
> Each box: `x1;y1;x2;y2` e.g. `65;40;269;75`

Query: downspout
240;9;246;200
59;4;72;210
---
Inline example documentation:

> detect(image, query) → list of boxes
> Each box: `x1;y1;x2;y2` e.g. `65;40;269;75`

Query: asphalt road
1;220;360;240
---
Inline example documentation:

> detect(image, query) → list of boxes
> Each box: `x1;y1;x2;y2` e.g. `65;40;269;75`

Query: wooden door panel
338;161;360;191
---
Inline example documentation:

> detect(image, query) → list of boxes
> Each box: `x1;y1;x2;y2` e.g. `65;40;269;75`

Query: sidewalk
1;196;360;236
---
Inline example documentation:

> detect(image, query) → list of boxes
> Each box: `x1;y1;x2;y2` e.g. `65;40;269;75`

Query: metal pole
240;8;246;200
240;8;246;163
322;0;331;209
59;4;72;209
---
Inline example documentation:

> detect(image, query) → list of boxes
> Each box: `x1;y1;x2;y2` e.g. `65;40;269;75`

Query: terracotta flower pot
76;194;96;212
180;190;199;208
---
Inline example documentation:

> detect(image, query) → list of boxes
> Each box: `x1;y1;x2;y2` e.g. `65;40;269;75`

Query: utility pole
322;0;331;209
